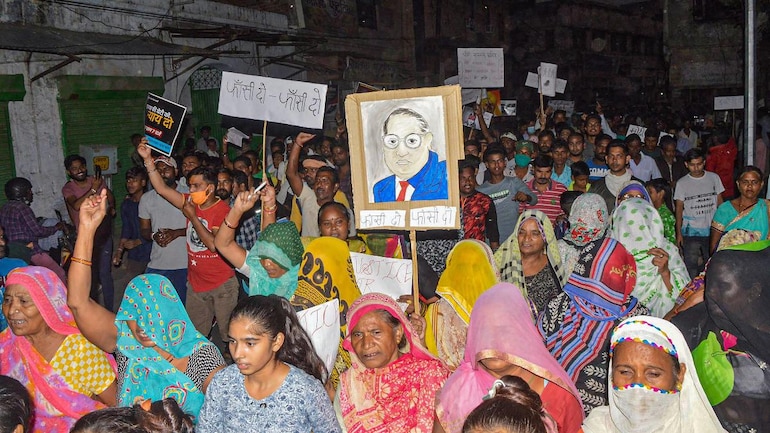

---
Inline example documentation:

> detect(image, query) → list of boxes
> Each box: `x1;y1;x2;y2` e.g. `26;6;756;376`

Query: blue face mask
514;154;531;167
527;126;536;134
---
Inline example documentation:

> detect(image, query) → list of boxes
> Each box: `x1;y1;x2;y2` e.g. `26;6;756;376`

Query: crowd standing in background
0;98;769;433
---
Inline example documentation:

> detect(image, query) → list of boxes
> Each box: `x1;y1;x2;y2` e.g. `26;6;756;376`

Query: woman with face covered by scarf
539;237;648;414
557;193;610;275
582;316;726;433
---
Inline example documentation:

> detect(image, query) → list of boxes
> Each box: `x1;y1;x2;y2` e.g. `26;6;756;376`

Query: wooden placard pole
260;120;268;230
409;229;419;307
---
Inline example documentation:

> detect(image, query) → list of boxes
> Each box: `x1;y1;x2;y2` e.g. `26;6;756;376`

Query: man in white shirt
626;134;662;182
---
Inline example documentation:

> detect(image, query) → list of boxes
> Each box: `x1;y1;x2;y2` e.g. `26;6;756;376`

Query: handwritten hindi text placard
218;71;328;129
350;253;412;300
457;48;504;88
359;210;406;229
409;206;457;228
296;299;340;375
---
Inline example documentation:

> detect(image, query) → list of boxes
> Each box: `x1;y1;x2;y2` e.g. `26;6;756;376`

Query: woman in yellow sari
425;239;500;370
294;236;363;389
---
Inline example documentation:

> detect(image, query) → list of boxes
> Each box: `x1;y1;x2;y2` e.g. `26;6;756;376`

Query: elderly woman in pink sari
338;293;450;432
0;266;116;432
434;283;584;433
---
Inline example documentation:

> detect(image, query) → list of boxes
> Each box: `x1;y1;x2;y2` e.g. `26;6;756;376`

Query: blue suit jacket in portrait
372;151;448;202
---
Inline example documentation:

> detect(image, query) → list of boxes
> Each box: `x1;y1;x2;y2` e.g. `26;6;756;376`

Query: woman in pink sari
0;266;116;432
435;283;583;433
338;292;450;432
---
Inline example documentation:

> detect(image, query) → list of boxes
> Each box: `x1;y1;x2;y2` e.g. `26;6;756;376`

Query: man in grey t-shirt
476;147;537;243
138;156;189;303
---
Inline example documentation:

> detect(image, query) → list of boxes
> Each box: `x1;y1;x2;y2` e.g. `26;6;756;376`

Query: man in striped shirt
520;154;567;225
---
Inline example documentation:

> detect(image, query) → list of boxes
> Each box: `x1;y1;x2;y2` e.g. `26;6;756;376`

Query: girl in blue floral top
197;295;341;433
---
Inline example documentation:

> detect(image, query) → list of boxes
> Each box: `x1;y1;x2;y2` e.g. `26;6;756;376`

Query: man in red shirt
138;140;238;340
521;154;567;225
459;159;499;251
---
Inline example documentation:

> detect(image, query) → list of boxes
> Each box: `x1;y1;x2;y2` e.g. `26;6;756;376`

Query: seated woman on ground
66;190;225;418
0;265;116;432
338;293;450;433
197;295;340;433
71;398;193;433
462;375;555;433
581;316;726;433
0;375;34;433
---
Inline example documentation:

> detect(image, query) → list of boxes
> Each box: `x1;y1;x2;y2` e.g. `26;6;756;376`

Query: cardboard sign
538;62;558;97
462;106;493;130
296;299;340;376
350;253;412;300
218;72;328;130
525;72;567;94
144;93;187;156
714;95;744;111
410;206;457;228
457;48;504;88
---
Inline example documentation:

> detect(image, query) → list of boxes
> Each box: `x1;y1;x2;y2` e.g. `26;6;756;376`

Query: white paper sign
538;62;558;97
350;253;412;300
462;106;493;130
547;100;575;118
500;100;517;116
226;127;248;148
444;75;484;106
626;124;647;139
296;299;340;375
218;71;328;129
526;72;566;94
409;206;457;228
714;95;744;111
457;48;504;88
359;210;406;229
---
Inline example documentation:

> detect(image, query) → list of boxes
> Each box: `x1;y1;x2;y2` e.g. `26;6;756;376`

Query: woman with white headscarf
582;316;726;433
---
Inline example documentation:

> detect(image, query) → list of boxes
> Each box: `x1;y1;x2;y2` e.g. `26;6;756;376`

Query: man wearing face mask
0;178;65;282
138;139;238;341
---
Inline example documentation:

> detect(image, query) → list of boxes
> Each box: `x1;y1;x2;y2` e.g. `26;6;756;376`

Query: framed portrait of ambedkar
345;85;463;231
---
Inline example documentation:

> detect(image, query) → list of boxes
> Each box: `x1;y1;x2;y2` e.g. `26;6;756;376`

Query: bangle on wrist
264;204;277;212
223;218;237;229
71;257;92;267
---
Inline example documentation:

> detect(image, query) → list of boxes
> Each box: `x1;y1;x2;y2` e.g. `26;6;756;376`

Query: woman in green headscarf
215;185;304;299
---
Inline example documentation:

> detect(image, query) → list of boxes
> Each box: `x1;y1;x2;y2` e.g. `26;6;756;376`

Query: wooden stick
409;229;419;307
260;120;268;230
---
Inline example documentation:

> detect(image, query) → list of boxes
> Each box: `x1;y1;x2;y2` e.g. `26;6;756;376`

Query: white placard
296;299;340;376
538;62;558;97
457;48;505;88
462;106;493;130
556;79;567;93
626;124;647;139
409;206;457;228
218;71;328;129
444;75;484;106
359;210;406;229
226;127;248;148
547;100;575;118
350;253;412;300
714;95;744;111
526;73;566;94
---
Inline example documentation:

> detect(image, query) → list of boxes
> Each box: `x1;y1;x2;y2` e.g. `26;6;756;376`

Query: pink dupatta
436;283;584;433
0;266;111;432
339;293;449;432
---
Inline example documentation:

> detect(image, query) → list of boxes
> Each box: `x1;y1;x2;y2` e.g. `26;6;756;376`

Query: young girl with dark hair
70;398;193;433
462;375;553;433
0;375;33;433
196;295;340;433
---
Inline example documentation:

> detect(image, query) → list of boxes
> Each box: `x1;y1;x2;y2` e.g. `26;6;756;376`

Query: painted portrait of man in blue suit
372;108;448;202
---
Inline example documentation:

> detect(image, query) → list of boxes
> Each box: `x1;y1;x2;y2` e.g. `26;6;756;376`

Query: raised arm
138;138;185;209
286;132;317;196
66;189;119;353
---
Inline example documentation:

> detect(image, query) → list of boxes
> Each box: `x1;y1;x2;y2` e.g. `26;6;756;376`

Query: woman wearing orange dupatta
0;266;116;432
338;293;450;432
435;283;584;433
425;239;499;370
